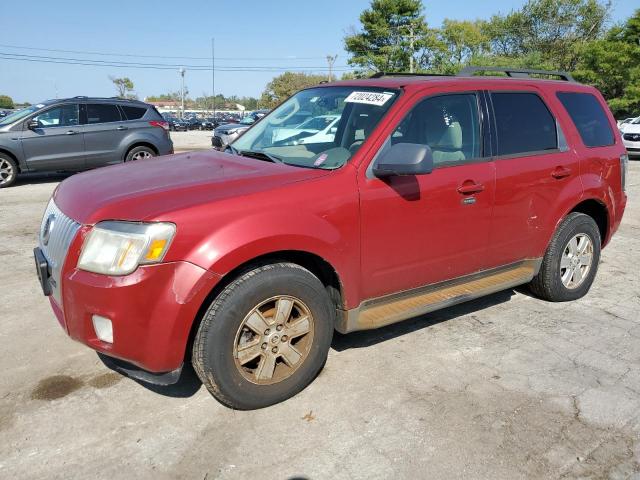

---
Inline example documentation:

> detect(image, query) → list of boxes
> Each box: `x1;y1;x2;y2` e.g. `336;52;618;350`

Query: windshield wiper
238;149;283;163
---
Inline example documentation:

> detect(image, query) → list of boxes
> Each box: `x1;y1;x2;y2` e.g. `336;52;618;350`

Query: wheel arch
183;249;345;364
124;141;158;161
0;147;21;172
569;198;609;246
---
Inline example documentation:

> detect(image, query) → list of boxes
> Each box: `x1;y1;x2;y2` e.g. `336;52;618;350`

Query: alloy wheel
233;295;314;385
560;233;594;289
0;158;15;186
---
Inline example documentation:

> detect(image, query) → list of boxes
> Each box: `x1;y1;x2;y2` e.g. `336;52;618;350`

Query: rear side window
556;92;614;147
120;105;147;120
86;104;121;124
491;92;557;156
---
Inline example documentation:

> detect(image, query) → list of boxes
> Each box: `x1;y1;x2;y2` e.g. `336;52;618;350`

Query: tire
125;145;156;162
192;263;334;410
0;153;18;188
529;212;601;302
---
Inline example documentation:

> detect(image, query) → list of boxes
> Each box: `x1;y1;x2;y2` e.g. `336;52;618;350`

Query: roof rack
370;72;451;78
457;66;575;82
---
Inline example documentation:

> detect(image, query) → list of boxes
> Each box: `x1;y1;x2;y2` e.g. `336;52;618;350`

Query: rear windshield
556;92;615;147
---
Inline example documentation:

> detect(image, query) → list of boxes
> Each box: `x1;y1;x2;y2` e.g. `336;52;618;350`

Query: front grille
623;133;640;142
38;200;82;305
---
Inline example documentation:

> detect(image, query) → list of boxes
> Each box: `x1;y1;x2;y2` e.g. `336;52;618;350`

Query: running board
336;259;541;334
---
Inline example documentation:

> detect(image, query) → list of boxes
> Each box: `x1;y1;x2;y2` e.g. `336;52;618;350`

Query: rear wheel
0;154;18;188
192;263;334;410
529;212;601;302
125;146;155;162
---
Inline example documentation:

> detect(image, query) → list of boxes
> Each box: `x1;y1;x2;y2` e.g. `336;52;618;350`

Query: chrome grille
38;200;82;305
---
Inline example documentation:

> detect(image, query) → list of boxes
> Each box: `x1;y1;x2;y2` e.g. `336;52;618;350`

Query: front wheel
0;154;18;188
529;212;601;302
192;263;334;409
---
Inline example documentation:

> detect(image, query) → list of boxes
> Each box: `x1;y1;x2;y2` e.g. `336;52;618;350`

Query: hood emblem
42;214;55;246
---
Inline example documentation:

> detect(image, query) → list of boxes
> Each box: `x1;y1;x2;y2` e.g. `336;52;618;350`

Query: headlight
78;221;176;275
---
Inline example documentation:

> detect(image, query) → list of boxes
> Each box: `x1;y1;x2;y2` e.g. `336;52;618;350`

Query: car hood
622;124;640;134
54;150;329;224
217;123;250;131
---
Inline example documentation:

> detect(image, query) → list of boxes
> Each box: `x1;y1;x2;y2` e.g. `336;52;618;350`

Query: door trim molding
336;258;541;333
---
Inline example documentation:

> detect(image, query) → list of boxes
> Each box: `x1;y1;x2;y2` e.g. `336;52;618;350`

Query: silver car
0;97;173;188
211;116;257;151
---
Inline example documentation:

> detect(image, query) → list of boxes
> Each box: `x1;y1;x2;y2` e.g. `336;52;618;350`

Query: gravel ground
0;158;639;480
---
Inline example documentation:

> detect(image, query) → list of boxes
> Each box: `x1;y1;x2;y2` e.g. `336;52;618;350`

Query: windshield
0;105;41;127
632;117;640;125
232;86;399;169
240;117;255;125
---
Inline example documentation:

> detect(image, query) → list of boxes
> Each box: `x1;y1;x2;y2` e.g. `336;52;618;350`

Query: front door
20;103;85;171
359;91;496;301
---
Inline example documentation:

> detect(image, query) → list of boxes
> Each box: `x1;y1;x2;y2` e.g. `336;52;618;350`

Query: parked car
271;114;341;144
164;116;188;132
211;116;256;150
0;97;173;187
35;68;627;409
199;117;217;130
617;117;636;128
621;117;640;158
184;117;202;130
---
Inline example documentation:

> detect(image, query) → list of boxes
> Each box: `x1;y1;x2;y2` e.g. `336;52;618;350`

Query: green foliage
344;0;638;116
259;72;327;109
0;95;14;109
109;76;135;99
344;0;428;73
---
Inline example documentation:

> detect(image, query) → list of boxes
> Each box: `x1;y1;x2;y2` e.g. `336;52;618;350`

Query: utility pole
179;67;185;118
326;54;338;82
211;37;216;118
408;25;415;74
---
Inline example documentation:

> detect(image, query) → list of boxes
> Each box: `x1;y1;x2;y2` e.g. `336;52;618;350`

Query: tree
0;95;14;109
259;72;327;109
574;8;640;117
344;0;428;74
109;76;136;99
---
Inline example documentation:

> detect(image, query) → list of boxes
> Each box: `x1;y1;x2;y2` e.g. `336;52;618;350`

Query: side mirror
329;126;337;134
27;119;40;130
372;143;434;177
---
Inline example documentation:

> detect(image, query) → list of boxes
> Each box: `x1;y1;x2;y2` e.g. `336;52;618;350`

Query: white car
621;117;640;158
272;115;340;144
617;117;636;129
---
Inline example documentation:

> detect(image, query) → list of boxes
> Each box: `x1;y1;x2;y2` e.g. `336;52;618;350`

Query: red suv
35;68;628;409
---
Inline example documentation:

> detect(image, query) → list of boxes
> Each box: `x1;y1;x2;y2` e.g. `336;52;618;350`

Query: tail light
620;153;628;193
149;121;170;131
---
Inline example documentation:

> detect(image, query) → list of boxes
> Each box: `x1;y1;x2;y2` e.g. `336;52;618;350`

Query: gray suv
0;97;173;187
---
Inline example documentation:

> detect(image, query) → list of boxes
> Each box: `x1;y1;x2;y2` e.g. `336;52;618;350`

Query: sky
0;0;636;103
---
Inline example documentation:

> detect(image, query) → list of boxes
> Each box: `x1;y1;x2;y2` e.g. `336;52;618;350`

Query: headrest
435;122;463;150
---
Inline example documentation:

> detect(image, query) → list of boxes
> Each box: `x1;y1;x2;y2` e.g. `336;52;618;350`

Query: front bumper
623;138;640;157
51;249;221;373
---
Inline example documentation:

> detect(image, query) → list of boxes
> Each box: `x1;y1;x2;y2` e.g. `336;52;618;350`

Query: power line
0;43;330;61
0;52;353;71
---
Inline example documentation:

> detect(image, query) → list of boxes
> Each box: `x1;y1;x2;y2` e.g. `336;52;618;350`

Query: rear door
358;90;496;300
486;89;581;266
20;103;85;171
82;102;126;168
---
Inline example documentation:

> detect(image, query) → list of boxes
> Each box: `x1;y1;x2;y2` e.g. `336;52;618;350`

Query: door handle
116;126;128;131
65;130;78;135
551;166;572;179
457;181;485;195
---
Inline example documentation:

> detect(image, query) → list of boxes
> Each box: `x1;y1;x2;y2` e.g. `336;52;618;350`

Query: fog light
92;315;113;343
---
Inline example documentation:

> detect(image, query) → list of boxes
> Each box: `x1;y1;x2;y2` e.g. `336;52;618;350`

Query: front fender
184;211;359;308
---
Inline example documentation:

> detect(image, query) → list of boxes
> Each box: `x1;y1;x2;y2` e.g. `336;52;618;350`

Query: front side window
32;104;79;128
232;86;399;169
556;92;615;148
389;93;481;167
86;104;121;124
491;92;557;156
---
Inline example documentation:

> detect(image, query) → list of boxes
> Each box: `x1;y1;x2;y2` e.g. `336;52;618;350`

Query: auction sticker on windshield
344;91;394;106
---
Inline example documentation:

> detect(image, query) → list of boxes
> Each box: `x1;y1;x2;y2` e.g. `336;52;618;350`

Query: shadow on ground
13;172;73;187
95;289;515;399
